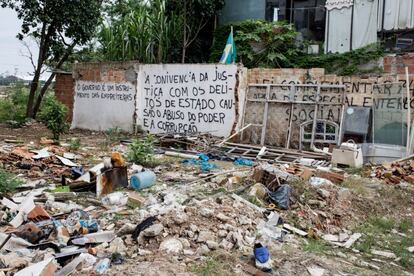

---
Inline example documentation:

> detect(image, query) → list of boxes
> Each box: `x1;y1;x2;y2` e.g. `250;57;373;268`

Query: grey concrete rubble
0;132;413;275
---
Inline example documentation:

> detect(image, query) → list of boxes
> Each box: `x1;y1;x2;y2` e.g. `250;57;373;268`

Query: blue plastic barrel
130;171;156;190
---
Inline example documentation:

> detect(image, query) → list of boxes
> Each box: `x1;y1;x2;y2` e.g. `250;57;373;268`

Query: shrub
0;83;29;126
0;169;23;193
126;135;156;167
210;20;384;75
210;20;301;68
38;97;69;140
68;138;81;151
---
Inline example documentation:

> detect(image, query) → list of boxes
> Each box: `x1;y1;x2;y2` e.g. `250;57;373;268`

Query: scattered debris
0;128;413;275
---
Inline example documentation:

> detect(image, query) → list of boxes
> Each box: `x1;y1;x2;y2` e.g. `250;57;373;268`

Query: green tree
168;0;224;63
0;0;103;118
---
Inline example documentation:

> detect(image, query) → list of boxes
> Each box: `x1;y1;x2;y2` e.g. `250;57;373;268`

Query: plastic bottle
71;236;89;245
130;170;156;190
101;192;128;206
72;231;116;245
95;258;111;274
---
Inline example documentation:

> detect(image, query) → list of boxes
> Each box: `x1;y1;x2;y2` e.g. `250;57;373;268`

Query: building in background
219;0;414;54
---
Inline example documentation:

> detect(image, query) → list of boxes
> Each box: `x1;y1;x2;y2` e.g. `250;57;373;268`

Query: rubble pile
0;145;81;180
371;160;414;184
0;134;413;275
288;181;353;234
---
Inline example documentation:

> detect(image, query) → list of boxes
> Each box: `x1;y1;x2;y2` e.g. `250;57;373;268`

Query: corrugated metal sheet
352;0;378;49
378;0;414;31
325;7;352;53
326;0;378;53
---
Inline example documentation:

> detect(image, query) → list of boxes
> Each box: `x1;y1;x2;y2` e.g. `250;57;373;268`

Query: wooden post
260;85;270;146
406;66;411;155
310;85;321;149
286;84;295;149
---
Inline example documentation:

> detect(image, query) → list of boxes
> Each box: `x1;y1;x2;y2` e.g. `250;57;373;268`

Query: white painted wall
136;64;238;137
71;81;136;132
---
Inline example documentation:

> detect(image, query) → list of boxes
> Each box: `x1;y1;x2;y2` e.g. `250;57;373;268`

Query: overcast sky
0;7;38;79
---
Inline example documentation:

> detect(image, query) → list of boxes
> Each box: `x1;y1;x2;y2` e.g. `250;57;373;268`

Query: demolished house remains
0;60;413;275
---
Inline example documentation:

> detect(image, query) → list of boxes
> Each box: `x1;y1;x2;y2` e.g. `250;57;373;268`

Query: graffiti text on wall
137;64;238;137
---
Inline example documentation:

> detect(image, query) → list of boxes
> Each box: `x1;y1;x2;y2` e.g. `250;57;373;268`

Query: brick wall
384;53;414;74
55;72;74;121
73;61;137;83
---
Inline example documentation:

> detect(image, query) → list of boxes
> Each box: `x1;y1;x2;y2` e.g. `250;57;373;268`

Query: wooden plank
286;84;295;149
260;85;270;146
310;84;321;149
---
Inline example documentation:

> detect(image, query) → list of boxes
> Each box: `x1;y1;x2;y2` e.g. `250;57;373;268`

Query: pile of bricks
374;160;414;184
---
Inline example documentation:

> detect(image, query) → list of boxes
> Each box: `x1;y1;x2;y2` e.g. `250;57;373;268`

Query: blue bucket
130;171;156;190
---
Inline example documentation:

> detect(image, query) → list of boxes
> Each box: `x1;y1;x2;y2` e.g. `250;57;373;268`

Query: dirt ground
0;123;413;276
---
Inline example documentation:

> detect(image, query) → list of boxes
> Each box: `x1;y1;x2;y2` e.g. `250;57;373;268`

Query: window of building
269;0;326;42
300;120;339;149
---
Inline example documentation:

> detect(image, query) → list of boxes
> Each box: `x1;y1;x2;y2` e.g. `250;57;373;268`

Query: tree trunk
181;0;187;64
27;66;42;118
32;42;76;118
27;23;53;118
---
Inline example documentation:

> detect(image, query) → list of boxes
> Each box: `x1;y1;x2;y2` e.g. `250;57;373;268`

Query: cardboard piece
14;258;57;276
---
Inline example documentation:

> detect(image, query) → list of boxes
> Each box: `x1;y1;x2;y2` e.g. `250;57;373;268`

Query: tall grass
99;0;182;63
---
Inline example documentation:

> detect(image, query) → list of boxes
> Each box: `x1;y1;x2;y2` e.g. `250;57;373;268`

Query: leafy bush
210;20;301;68
126;135;156;167
295;43;384;75
0;83;29;126
0;169;23;193
210;20;384;75
38;97;69;140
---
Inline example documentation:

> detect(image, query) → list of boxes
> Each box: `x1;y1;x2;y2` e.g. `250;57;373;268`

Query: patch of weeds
126;135;157;167
68;138;81;151
380;267;406;276
369;216;395;231
112;213;123;221
354;216;414;267
354;233;376;253
341;176;368;195
398;219;413;233
49;186;70;193
201;187;227;197
191;251;236;276
303;239;328;253
247;195;264;207
105;127;122;144
343;167;364;176
0;169;23;193
289;179;307;195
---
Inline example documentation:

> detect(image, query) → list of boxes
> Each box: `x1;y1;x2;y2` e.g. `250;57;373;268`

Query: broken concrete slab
307;266;326;276
322;234;339;242
159;238;183;255
14;258;57;276
371;250;397;259
343;233;362;248
283;224;307;237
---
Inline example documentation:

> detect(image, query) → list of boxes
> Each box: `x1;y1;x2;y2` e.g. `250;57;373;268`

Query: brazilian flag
219;28;236;64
